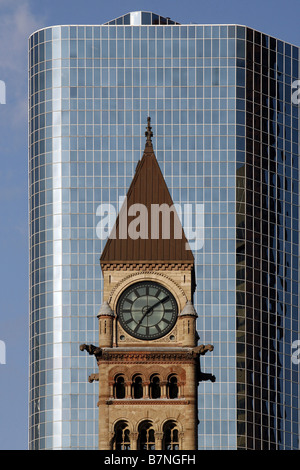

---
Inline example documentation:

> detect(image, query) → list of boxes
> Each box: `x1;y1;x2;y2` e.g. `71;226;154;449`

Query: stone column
131;432;138;450
125;381;131;399
161;381;167;398
109;381;114;399
179;432;185;451
144;381;150;398
109;431;114;450
155;432;164;450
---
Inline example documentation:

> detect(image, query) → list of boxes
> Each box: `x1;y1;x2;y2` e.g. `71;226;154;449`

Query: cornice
97;349;197;364
101;262;194;271
104;399;191;406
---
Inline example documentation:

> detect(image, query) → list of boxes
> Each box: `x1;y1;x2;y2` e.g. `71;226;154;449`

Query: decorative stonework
107;400;190;406
88;373;99;383
98;350;198;365
101;263;194;271
117;328;177;343
116;324;178;344
107;270;188;311
80;343;213;363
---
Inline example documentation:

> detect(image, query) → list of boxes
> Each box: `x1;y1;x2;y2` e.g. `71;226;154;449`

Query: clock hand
145;296;169;314
135;296;169;329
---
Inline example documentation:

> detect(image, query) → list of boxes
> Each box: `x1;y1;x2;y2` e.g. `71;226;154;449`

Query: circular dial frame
117;281;178;340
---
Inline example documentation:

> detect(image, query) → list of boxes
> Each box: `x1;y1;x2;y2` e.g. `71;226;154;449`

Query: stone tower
80;118;213;450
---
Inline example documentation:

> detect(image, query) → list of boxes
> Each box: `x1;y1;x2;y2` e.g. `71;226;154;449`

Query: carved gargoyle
192;344;214;384
199;372;216;383
80;344;102;384
192;344;214;356
79;343;102;357
88;373;99;383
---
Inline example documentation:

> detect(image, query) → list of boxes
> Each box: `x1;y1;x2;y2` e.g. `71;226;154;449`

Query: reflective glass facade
28;12;299;450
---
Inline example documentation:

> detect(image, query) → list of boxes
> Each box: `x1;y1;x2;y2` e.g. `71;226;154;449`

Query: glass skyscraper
28;11;299;450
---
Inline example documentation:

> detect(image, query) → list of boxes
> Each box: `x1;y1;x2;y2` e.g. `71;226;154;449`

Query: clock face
117;281;178;340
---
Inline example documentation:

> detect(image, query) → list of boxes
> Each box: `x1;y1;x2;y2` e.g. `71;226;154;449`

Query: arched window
149;375;161;399
132;375;143;399
114;420;131;450
138;420;155;450
114;375;125;399
163;420;179;450
167;375;178;399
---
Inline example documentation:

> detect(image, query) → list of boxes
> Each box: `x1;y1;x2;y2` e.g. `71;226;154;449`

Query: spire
100;118;194;266
144;116;153;151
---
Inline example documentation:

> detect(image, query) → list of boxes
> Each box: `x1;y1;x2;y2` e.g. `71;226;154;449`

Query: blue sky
0;0;299;450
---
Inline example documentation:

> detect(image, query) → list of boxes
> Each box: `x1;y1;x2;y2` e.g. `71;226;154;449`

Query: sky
0;0;299;451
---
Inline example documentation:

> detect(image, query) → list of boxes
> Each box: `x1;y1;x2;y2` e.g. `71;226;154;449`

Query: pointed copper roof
100;118;194;266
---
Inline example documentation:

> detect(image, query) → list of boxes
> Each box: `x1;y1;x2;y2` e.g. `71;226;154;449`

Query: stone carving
199;372;216;383
109;400;190;406
191;344;214;385
107;271;188;306
102;262;193;271
80;345;102;383
192;344;214;356
80;343;213;361
100;350;196;364
80;343;102;358
88;373;99;383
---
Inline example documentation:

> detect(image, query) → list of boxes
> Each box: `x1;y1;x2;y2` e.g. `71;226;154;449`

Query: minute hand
135;296;169;329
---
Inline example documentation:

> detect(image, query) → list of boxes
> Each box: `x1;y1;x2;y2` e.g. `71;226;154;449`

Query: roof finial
145;116;153;147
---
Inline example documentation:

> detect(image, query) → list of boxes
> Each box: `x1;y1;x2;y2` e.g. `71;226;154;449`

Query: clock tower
80;118;213;450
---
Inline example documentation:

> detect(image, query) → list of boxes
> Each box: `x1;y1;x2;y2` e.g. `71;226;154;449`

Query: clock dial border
117;281;178;340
